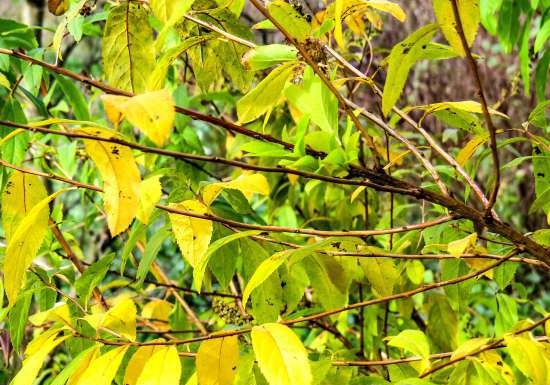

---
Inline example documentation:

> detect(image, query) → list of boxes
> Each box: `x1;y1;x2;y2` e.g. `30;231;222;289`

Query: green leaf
382;24;439;115
8;291;32;351
102;1;155;94
136;227;171;285
193;230;261;290
75;252;115;305
535;17;550;53
432;0;480;56
358;256;399;297
237;62;296;124
242;44;298;70
56;75;90;121
305;254;351;311
427;294;458;351
267;0;311;42
529;100;550;129
387;330;431;373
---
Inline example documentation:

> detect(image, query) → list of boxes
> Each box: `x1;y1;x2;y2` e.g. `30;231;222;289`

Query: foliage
0;0;549;384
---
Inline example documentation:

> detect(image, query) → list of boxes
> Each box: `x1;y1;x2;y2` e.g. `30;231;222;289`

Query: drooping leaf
78;127;141;236
382;24;439;115
387;330;431;373
101;89;175;146
504;335;549;385
136;345;181;385
102;1;155;93
251;323;312;385
242;44;298;70
75;252;115;306
10;329;70;385
358;256;399;297
267;0;311;42
168;199;213;267
447;233;477;256
74;345;129;385
432;0;480;56
4;188;68;304
197;336;239;385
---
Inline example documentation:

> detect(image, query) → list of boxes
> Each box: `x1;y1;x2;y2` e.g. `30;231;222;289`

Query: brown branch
449;0;500;213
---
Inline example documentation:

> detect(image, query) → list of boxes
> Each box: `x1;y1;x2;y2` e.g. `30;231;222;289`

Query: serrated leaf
4;187;69;304
504;335;549;385
168;199;213;267
136;345;181;385
101;90;175;146
447;233;477;256
75;253;115;306
137;175;162;224
251;323;312;385
197;336;239;385
382;24;439;115
237;62;296;123
102;1;155;93
432;0;480;56
203;174;269;206
51;346;99;385
78;127;141;236
267;0;311;42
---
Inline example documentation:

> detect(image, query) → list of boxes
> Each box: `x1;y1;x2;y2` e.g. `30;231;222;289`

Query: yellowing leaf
29;303;72;326
202;174;270;206
197;336;239;385
237;62;296;124
410;100;508;118
504;335;549;385
4;188;69;304
66;346;101;385
456;133;490;166
251;323;312;385
124;345;157;385
101;90;175;146
365;0;406;22
382;24;439;116
10;329;70;385
142;299;172;331
137;175;162;224
168;199;213;267
358;256;399;297
102;1;155;94
102;298;137;341
136;345;181;385
79;127;141;236
150;0;191;23
450;337;491;360
75;346;129;385
2;171;47;243
432;0;480;57
387;330;431;373
0;72;10;89
448;233;477;257
334;0;345;49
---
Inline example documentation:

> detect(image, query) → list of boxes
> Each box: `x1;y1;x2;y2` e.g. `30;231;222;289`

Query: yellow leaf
75;346;129;385
78;127;141;236
334;0;345;49
432;0;480;57
137;175;163;224
101;89;175;146
10;329;70;385
197;336;239;385
2;171;47;243
359;256;399;297
124;345;157;385
365;0;406;22
411;100;508;118
136;345;181;385
203;173;270;206
387;329;431;373
251;323;312;385
4;188;69;304
168;199;213;267
456;133;490;166
447;233;478;257
29;303;72;326
504;335;549;385
0;72;10;89
142;299;172;331
102;298;137;341
67;346;101;385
